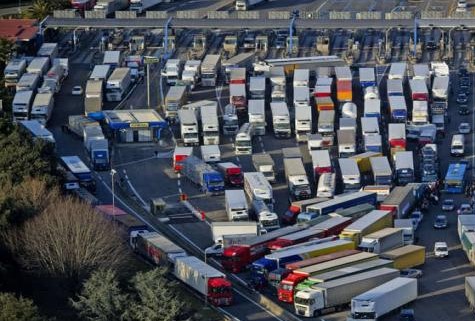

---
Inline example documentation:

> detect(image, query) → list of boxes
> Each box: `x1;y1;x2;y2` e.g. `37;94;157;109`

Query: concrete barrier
451;11;473;18
145;11;168;19
237;11;260;19
176;10;202;19
84;10;106;19
329;11;352;19
356;11;382;19
300;11;318;19
385;11;413;19
53;10;78;18
268;11;290;19
115;11;137;19
207;11;229;19
421;10;444;18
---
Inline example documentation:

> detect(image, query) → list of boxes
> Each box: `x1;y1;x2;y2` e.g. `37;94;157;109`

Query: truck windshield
294;297;312;306
204;131;219;136
235;140;251;147
280;283;293;291
274;123;290;130
183;133;198;139
208;181;223;187
211;286;231;294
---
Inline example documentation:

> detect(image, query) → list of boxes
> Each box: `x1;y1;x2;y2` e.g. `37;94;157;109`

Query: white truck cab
434;241;448;257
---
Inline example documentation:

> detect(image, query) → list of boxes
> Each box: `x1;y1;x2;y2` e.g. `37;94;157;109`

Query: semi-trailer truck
178;109;199;146
284;158;312;202
252;154;276;183
271;102;291;138
295;105;312;142
201;104;219;145
379;186;415;219
339;210;393;245
225;190;249;221
358;228;404;254
217;162;243;187
181;156;224;195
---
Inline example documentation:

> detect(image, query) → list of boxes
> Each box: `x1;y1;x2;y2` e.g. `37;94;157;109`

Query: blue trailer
181;156;224;195
306;192;378;217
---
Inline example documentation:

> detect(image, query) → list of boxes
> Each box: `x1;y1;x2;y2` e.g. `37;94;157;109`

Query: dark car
433;215;448;229
400;309;415;321
457;93;468;104
459;104;470;115
459;67;468;76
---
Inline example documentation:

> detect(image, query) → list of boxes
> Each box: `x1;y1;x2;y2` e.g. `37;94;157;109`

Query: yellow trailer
350;151;382;173
380;245;425;269
339;210;393;245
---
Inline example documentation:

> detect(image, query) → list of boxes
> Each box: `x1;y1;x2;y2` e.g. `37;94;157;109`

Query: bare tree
10;196;130;280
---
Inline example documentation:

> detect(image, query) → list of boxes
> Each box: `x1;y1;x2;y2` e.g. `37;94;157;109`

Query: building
103;109;168;143
0;19;39;51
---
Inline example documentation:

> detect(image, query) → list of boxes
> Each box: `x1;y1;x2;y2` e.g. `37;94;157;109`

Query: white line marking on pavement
177;180;181;187
178;187;182;194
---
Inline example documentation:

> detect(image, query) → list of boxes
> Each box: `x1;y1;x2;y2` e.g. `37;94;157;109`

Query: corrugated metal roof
0;19;38;41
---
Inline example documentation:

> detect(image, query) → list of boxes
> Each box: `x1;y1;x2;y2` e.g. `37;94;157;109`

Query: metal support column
164;17;173;60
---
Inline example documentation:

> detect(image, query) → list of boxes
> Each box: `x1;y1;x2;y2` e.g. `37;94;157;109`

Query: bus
60;156;96;192
444;163;467;194
306;192;377;217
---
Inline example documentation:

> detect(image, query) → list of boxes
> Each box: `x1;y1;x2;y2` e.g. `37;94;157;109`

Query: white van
450;134;465;156
317;173;336;198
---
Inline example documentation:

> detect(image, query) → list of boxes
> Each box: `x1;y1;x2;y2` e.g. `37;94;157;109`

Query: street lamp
110;169;117;216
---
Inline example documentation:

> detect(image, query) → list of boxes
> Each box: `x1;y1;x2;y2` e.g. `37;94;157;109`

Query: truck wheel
313;310;321;317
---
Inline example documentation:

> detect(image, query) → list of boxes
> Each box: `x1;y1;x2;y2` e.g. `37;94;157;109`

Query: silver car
459;122;471;134
442;199;455;211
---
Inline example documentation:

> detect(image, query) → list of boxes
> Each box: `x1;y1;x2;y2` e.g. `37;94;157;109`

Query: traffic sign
144;56;159;64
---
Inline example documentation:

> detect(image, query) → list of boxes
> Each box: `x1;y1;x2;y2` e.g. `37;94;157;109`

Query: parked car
400;269;423;279
434;241;449;257
411;211;424;230
459;122;471;134
442;199;455;211
72;85;83;95
457;93;468;104
458;203;473;215
400;309;416;321
459;104;470;115
433;215;448;229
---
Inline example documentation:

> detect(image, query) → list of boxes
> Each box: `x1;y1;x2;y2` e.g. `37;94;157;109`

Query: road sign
144;56;159;64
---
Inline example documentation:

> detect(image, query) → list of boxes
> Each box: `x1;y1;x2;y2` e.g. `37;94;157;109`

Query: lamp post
110;169;117;216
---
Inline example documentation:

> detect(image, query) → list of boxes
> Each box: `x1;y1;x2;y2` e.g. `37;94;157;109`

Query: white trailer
370;157;393;186
211;221;258;244
284;158;312;201
106;67;131;102
90;64;111;81
235;123;253;155
252;199;280;231
337;129;356;158
200;145;221;163
339;158;360;191
359;228;404;254
340;118;356;131
12;90;34;121
4;59;27;88
432;76;449;100
394;219;414;245
161;59;182;86
30;92;54;125
19;120;55;144
294;69;310;87
386;79;403;96
271;102;291;138
388;62;406;79
412;64;430;83
201;54;221;87
249;76;266;99
349;277;418;321
364;99;380;119
466;277;475;311
252;154;276;183
318;110;335;135
27;57;50;75
244;172;274;210
83;125;105;151
248;99;266;136
37;42;58;61
395;151;415;185
16;73;40;92
294;86;310;107
178;109;199;146
317;173;336;198
225;190;249;221
342;102;357;119
295;105;312;142
182;60;201;89
223;104;239;135
201;104;219;145
359;67;376;88
361;117;380;137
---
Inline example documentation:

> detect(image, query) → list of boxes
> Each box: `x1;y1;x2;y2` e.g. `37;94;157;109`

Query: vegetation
23;0;69;20
0;293;49;321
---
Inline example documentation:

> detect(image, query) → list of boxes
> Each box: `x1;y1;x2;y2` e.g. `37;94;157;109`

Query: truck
201;54;221;87
466;277;475;311
89;139;110;171
225;190;249;221
318;110;335;136
4;58;27;88
102;50;122;67
364;135;382;153
338;158;360;191
294;69;309;87
223;104;239;136
44;64;66;93
161;59;182;86
19;120;55;144
394;151;414;185
348;277;417;321
369;157;392;186
235;123;253;155
252;199;280;232
335;66;352;102
380;245;425;269
244;172;274;210
12;90;34;121
338;129;356;158
26;57;49;76
412;100;429;125
284;158;312;202
339;210;393;244
200;145;220;163
412;63;430;83
283;198;330;225
458;215;475;238
223;35;238;57
230;82;247;113
30;92;54;125
105;67;131;102
386;79;403;96
217;162;243;187
311;150;332;179
222;53;254;81
85;80;103;119
251;240;355;285
181;156;224;195
83;125;104;151
94;0;129;15
388;96;407;122
308;133;333;151
316;96;334;111
388;123;406;149
271;102;291;138
361;118;379;137
165;85;187;121
173;146;193;172
16;73;40;92
342;102;357;118
249;76;266;99
248;100;266;136
432;75;449;103
409;78;429;101
200;105;219;145
178;109;199;146
222;225;310;272
331;204;375;221
90;64;111;81
379;186;415;219
235;0;265;11
358;228;404;254
252;154;275;183
211;221;258;244
133;231;187;266
314;77;332;97
294;267;399;317
388;62;406;79
340;118;357;132
349;152;382;173
294;86;310;107
307;192;377;217
394;219;414;245
270;67;286;102
364;86;379;100
359;68;375;88
174;256;233;306
295;105;312;142
128;0;161;13
181;60;201;89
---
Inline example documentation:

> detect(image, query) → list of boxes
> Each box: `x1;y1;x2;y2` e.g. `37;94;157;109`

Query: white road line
177;180;181;187
178;187;183;194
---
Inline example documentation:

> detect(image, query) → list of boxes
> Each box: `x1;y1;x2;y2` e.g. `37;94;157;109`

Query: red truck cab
70;0;96;10
173;146;193;172
208;277;233;306
217;162;243;186
222;245;252;273
278;273;307;303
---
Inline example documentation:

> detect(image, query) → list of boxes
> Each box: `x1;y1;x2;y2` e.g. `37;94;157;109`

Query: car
457;93;468;104
459;104;470;115
411;211;423;229
434;215;448;229
400;269;423;279
442;199;455;211
459;68;468;76
459;122;471;134
458;203;473;215
460;76;470;85
400;309;416;321
71;85;83;95
434;241;449;257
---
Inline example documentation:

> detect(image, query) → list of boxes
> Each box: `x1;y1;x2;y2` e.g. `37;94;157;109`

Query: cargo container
359;68;375;88
380;244;425;269
388;62;406;79
386;79;403;96
181;156;224;195
379;186;415;219
349;277;417;321
307;192;377;217
211;221;258;244
331;204;375;221
359;228;404;254
388;96;407;122
388;123;406;149
350;152;382;173
339;210;393;244
394;219;415;245
364;134;382;153
369;157;392;186
174;256;232;306
364;99;380;119
295;267;399;317
339;158;361;191
465;277;475;311
338;129;356;158
133;230;187;265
